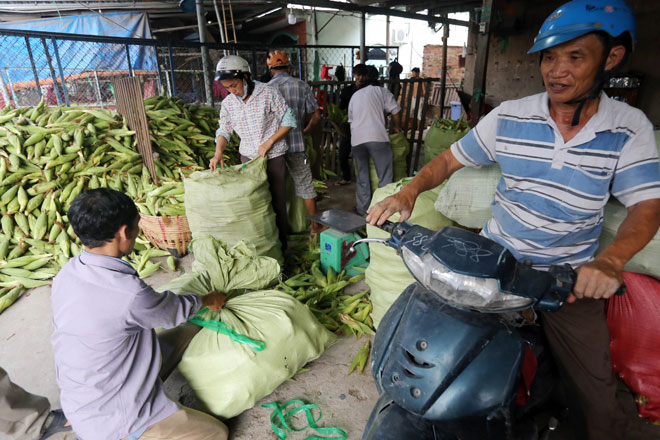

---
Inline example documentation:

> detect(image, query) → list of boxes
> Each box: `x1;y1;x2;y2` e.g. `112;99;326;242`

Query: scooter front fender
371;283;525;422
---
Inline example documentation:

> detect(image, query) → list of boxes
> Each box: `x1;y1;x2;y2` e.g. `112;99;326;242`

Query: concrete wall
464;0;660;125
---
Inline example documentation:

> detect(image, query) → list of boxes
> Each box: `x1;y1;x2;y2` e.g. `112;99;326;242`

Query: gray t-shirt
51;251;202;440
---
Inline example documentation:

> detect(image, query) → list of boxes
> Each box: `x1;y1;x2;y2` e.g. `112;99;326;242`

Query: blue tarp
0;12;157;84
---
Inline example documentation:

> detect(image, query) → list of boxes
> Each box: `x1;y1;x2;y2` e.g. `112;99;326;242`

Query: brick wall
422;45;465;83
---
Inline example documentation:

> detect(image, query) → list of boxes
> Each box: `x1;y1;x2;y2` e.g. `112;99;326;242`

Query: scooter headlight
402;247;534;312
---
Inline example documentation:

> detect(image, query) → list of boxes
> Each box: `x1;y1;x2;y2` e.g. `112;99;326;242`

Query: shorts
285;152;317;199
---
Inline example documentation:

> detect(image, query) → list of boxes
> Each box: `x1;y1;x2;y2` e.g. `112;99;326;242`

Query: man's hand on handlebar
569;256;624;303
366;190;416;226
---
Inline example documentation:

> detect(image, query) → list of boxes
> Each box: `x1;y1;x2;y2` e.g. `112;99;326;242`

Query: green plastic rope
262;400;347;440
188;308;265;351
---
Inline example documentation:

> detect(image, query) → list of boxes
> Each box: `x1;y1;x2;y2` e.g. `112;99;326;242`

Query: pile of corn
279;236;374;374
0;97;232;314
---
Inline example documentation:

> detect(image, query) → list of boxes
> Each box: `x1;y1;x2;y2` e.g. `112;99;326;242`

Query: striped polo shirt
451;92;660;270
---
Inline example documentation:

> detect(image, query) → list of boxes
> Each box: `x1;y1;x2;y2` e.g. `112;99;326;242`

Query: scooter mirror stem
350;238;389;254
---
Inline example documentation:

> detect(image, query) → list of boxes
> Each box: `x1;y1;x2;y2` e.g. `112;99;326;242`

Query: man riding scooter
367;1;660;439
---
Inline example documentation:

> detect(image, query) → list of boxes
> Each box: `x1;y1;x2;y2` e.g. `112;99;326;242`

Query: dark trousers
241;155;288;251
352;141;393;215
339;134;352;182
541;299;627;440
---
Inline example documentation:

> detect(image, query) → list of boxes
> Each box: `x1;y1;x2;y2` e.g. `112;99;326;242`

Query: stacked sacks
423;118;469;166
365;179;454;328
184;156;282;263
434;164;501;229
597;200;660;278
607;272;660;423
436;163;660;279
367;132;409;194
158;236;336;418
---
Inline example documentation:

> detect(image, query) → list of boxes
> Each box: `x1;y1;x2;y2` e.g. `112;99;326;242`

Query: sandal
41;409;72;439
334;179;351;186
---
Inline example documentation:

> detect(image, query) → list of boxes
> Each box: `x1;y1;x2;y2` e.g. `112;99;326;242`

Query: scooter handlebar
548;264;626;298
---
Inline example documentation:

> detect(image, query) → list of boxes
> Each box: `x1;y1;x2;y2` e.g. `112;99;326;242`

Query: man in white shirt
348;65;402;214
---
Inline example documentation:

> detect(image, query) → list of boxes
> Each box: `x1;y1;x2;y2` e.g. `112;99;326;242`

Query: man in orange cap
267;50;325;235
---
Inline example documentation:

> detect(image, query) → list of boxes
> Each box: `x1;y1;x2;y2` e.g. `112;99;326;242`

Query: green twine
262;400;347;440
188;307;265;351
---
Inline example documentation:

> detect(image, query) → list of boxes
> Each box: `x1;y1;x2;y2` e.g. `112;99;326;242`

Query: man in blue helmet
367;1;660;439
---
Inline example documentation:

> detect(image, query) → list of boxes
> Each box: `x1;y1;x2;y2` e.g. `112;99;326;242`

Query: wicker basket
139;214;192;258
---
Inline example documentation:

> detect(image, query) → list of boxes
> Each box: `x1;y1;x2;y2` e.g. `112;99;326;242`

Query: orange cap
267;50;290;68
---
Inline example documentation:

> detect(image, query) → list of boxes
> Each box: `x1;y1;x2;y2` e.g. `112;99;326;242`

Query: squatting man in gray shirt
50;188;228;440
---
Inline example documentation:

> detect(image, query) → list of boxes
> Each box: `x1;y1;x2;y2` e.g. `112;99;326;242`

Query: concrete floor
1;178;659;440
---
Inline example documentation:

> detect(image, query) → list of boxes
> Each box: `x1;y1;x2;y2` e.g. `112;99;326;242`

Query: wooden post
411;78;433;173
470;0;493;122
439;16;450;119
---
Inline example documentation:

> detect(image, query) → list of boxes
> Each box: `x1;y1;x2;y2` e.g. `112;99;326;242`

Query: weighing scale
308;209;369;276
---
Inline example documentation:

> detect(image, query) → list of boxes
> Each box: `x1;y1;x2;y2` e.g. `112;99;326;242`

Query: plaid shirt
268;72;318;153
217;82;294;159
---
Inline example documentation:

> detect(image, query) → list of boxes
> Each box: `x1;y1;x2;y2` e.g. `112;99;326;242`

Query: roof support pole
385;15;390;63
212;0;228;55
470;0;493;121
360;12;367;63
196;0;213;106
439;17;449;117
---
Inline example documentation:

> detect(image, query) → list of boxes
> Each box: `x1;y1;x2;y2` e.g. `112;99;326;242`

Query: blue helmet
528;0;636;54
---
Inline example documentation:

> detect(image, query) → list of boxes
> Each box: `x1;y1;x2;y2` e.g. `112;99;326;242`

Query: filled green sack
597;200;660;278
286;174;310;234
366;179;454;328
158;237;335;419
171;289;336;419
367;132;410;194
423;119;469;165
435;164;501;229
184;156;282;263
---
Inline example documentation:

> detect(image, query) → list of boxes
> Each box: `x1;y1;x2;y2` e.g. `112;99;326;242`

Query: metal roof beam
274;0;470;26
407;1;481;14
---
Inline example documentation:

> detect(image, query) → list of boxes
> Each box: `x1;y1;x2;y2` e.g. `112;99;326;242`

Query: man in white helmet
211;55;296;251
367;1;660;438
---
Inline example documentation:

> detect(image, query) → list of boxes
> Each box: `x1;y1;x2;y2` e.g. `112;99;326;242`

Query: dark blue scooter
346;220;624;440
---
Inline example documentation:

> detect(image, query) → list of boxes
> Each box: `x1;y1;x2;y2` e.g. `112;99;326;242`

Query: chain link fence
0;29;399;108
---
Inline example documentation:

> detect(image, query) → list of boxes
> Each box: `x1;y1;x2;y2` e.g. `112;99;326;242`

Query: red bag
607;271;660;424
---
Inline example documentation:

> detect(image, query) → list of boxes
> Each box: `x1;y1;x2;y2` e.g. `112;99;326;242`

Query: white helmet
215;55;251;81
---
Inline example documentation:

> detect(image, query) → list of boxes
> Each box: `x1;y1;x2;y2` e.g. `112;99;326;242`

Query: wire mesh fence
0;29;399;108
0;29;463;178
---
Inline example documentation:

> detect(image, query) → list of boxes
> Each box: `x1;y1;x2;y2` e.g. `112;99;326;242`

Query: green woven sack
423;122;468;165
158;237;335;419
365;179;454;328
286;175;310;234
184;156;282;263
157;236;280;298
367;132;410;193
435;164;501;229
598;200;660;278
180;291;336;418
